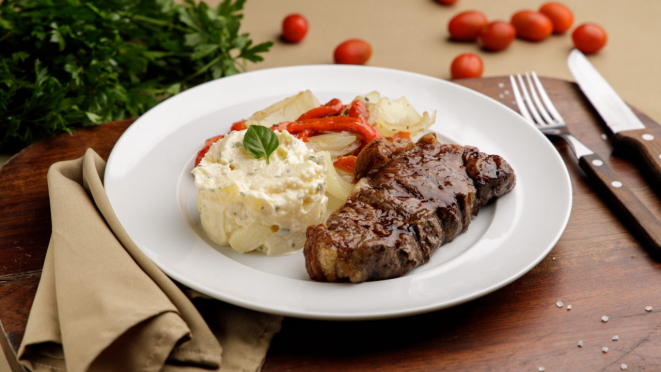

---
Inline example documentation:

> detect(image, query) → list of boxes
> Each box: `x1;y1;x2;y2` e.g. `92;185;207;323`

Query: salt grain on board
613;335;619;341
646;306;653;312
602;316;609;322
578;340;583;347
602;347;609;353
538;367;545;372
498;82;505;88
621;364;628;370
567;305;572;310
556;300;564;308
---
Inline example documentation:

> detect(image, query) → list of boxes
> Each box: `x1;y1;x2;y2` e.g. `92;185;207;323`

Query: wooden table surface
2;77;661;371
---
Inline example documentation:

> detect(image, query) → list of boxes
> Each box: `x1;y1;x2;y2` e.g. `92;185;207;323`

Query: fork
511;72;661;254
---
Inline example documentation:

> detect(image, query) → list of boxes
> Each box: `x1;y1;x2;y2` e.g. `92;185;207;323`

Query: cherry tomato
334;39;372;65
450;53;483;80
282;14;308;43
511;10;553;41
448;11;488;41
436;0;459;4
539;2;573;34
478;21;516;51
572;23;607;54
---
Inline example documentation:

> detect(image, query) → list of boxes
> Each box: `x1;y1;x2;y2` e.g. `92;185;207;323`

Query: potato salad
193;130;327;255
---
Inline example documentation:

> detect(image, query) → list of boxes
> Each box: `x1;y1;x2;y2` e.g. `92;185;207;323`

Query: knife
568;49;661;186
568;49;661;254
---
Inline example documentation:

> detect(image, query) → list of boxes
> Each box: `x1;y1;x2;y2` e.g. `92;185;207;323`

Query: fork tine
531;71;566;124
509;75;533;122
525;72;554;125
516;74;544;125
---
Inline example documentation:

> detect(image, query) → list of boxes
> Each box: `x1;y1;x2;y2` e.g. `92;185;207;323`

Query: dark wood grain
3;78;661;371
579;153;661;257
0;273;40;371
0;119;134;278
614;128;661;192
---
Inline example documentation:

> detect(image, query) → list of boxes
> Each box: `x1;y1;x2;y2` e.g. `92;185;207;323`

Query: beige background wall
237;0;660;122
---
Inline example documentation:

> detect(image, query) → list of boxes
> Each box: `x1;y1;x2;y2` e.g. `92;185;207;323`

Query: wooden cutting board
1;77;661;371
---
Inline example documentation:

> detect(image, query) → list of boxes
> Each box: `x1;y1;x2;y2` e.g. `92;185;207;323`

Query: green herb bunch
0;0;272;152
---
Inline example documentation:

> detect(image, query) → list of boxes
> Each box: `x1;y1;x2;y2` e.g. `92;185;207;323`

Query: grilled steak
304;133;516;282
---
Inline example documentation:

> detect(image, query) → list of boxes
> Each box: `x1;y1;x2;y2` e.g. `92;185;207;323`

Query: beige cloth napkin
17;149;282;372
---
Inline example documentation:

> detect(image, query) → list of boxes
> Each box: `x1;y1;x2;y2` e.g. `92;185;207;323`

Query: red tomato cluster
446;2;607;80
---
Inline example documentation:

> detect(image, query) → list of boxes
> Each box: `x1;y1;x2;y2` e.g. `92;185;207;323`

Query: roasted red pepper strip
296;129;315;142
273;116;382;144
333;155;357;173
388;131;412;142
230;120;247;131
296;98;344;120
347;100;369;121
271;121;296;132
195;135;224;167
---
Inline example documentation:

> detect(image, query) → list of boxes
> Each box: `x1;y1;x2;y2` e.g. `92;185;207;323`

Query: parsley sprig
0;0;272;152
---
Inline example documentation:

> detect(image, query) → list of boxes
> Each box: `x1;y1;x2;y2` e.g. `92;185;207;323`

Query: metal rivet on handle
592;160;604;166
612;181;623;188
642;134;654;141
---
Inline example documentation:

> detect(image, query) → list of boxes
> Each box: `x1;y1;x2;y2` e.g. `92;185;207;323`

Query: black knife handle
613;128;661;188
579;153;661;256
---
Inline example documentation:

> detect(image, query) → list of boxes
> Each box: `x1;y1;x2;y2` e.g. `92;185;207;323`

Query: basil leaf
243;125;279;165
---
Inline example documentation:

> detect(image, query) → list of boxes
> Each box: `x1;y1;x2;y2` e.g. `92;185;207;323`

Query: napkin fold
18;149;282;372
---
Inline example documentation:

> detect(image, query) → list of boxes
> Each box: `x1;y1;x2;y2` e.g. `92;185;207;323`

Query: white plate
105;65;571;320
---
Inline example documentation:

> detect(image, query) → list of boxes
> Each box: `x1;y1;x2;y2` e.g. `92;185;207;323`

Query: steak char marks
304;133;516;283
